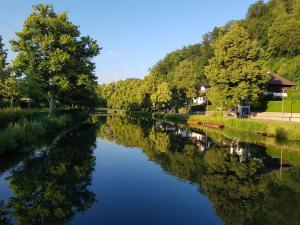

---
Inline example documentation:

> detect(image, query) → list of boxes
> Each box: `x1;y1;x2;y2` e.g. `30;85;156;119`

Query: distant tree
0;74;20;107
140;71;166;110
204;23;269;109
0;36;8;78
11;4;100;112
0;37;20;107
150;82;172;110
105;79;144;110
171;60;199;99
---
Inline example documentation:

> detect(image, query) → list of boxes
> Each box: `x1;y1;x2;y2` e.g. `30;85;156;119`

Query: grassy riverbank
108;109;300;140
0;109;89;154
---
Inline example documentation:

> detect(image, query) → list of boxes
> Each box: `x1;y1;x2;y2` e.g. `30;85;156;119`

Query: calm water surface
1;116;300;225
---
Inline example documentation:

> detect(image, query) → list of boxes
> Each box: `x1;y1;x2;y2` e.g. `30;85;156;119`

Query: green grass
0;107;47;128
252;100;300;113
0;109;89;154
189;115;300;140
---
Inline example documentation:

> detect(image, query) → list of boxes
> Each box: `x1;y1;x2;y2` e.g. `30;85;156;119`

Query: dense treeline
101;0;300;111
0;4;101;112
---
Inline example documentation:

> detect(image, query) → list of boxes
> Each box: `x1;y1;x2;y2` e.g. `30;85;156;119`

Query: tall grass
0;109;89;154
189;115;300;140
0;107;46;128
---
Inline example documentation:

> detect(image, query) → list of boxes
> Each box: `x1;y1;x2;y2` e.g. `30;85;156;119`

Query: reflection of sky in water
0;171;13;201
72;140;222;225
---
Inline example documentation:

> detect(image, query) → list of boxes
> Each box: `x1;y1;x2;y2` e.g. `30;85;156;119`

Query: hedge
252;100;300;113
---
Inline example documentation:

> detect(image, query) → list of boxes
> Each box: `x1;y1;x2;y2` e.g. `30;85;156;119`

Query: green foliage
0;35;8;78
204;23;269;108
267;14;300;57
170;60;199;98
201;149;264;225
0;109;88;154
5;122;96;225
10;4;100;111
104;79;144;110
0;108;46;128
150;82;172;110
101;0;300;112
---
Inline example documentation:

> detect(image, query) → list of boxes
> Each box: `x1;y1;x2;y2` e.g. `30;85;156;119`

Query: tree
171;60;199;99
103;79;144;110
0;36;8;78
267;15;300;57
204;23;269;108
11;4;100;112
0;73;20;107
0;37;20;107
150;82;172;110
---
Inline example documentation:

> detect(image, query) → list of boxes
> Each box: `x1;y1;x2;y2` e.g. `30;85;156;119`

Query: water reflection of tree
98;116;206;182
0;201;12;225
200;149;264;225
98;116;300;225
253;166;300;225
6;122;97;225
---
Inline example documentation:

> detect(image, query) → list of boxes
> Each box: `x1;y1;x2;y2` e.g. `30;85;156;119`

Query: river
0;115;300;225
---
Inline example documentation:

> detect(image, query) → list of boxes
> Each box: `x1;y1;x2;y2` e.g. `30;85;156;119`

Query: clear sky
0;0;258;83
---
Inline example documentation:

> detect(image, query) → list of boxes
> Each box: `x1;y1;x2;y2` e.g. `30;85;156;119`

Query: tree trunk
49;90;56;114
10;97;13;108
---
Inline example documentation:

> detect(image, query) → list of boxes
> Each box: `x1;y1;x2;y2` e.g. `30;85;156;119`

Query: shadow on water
0;121;98;225
97;115;300;225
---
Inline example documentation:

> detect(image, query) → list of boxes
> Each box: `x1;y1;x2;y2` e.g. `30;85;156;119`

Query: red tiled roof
268;73;296;86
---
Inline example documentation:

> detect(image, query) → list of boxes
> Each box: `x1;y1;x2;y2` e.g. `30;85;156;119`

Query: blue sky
0;0;258;83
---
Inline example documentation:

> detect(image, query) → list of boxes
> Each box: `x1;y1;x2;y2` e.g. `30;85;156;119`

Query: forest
99;0;300;111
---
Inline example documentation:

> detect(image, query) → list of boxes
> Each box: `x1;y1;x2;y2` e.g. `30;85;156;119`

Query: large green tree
11;4;100;112
204;23;269;108
150;82;172;110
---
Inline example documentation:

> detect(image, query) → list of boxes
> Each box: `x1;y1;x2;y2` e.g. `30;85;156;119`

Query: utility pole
281;89;285;121
206;95;208;115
